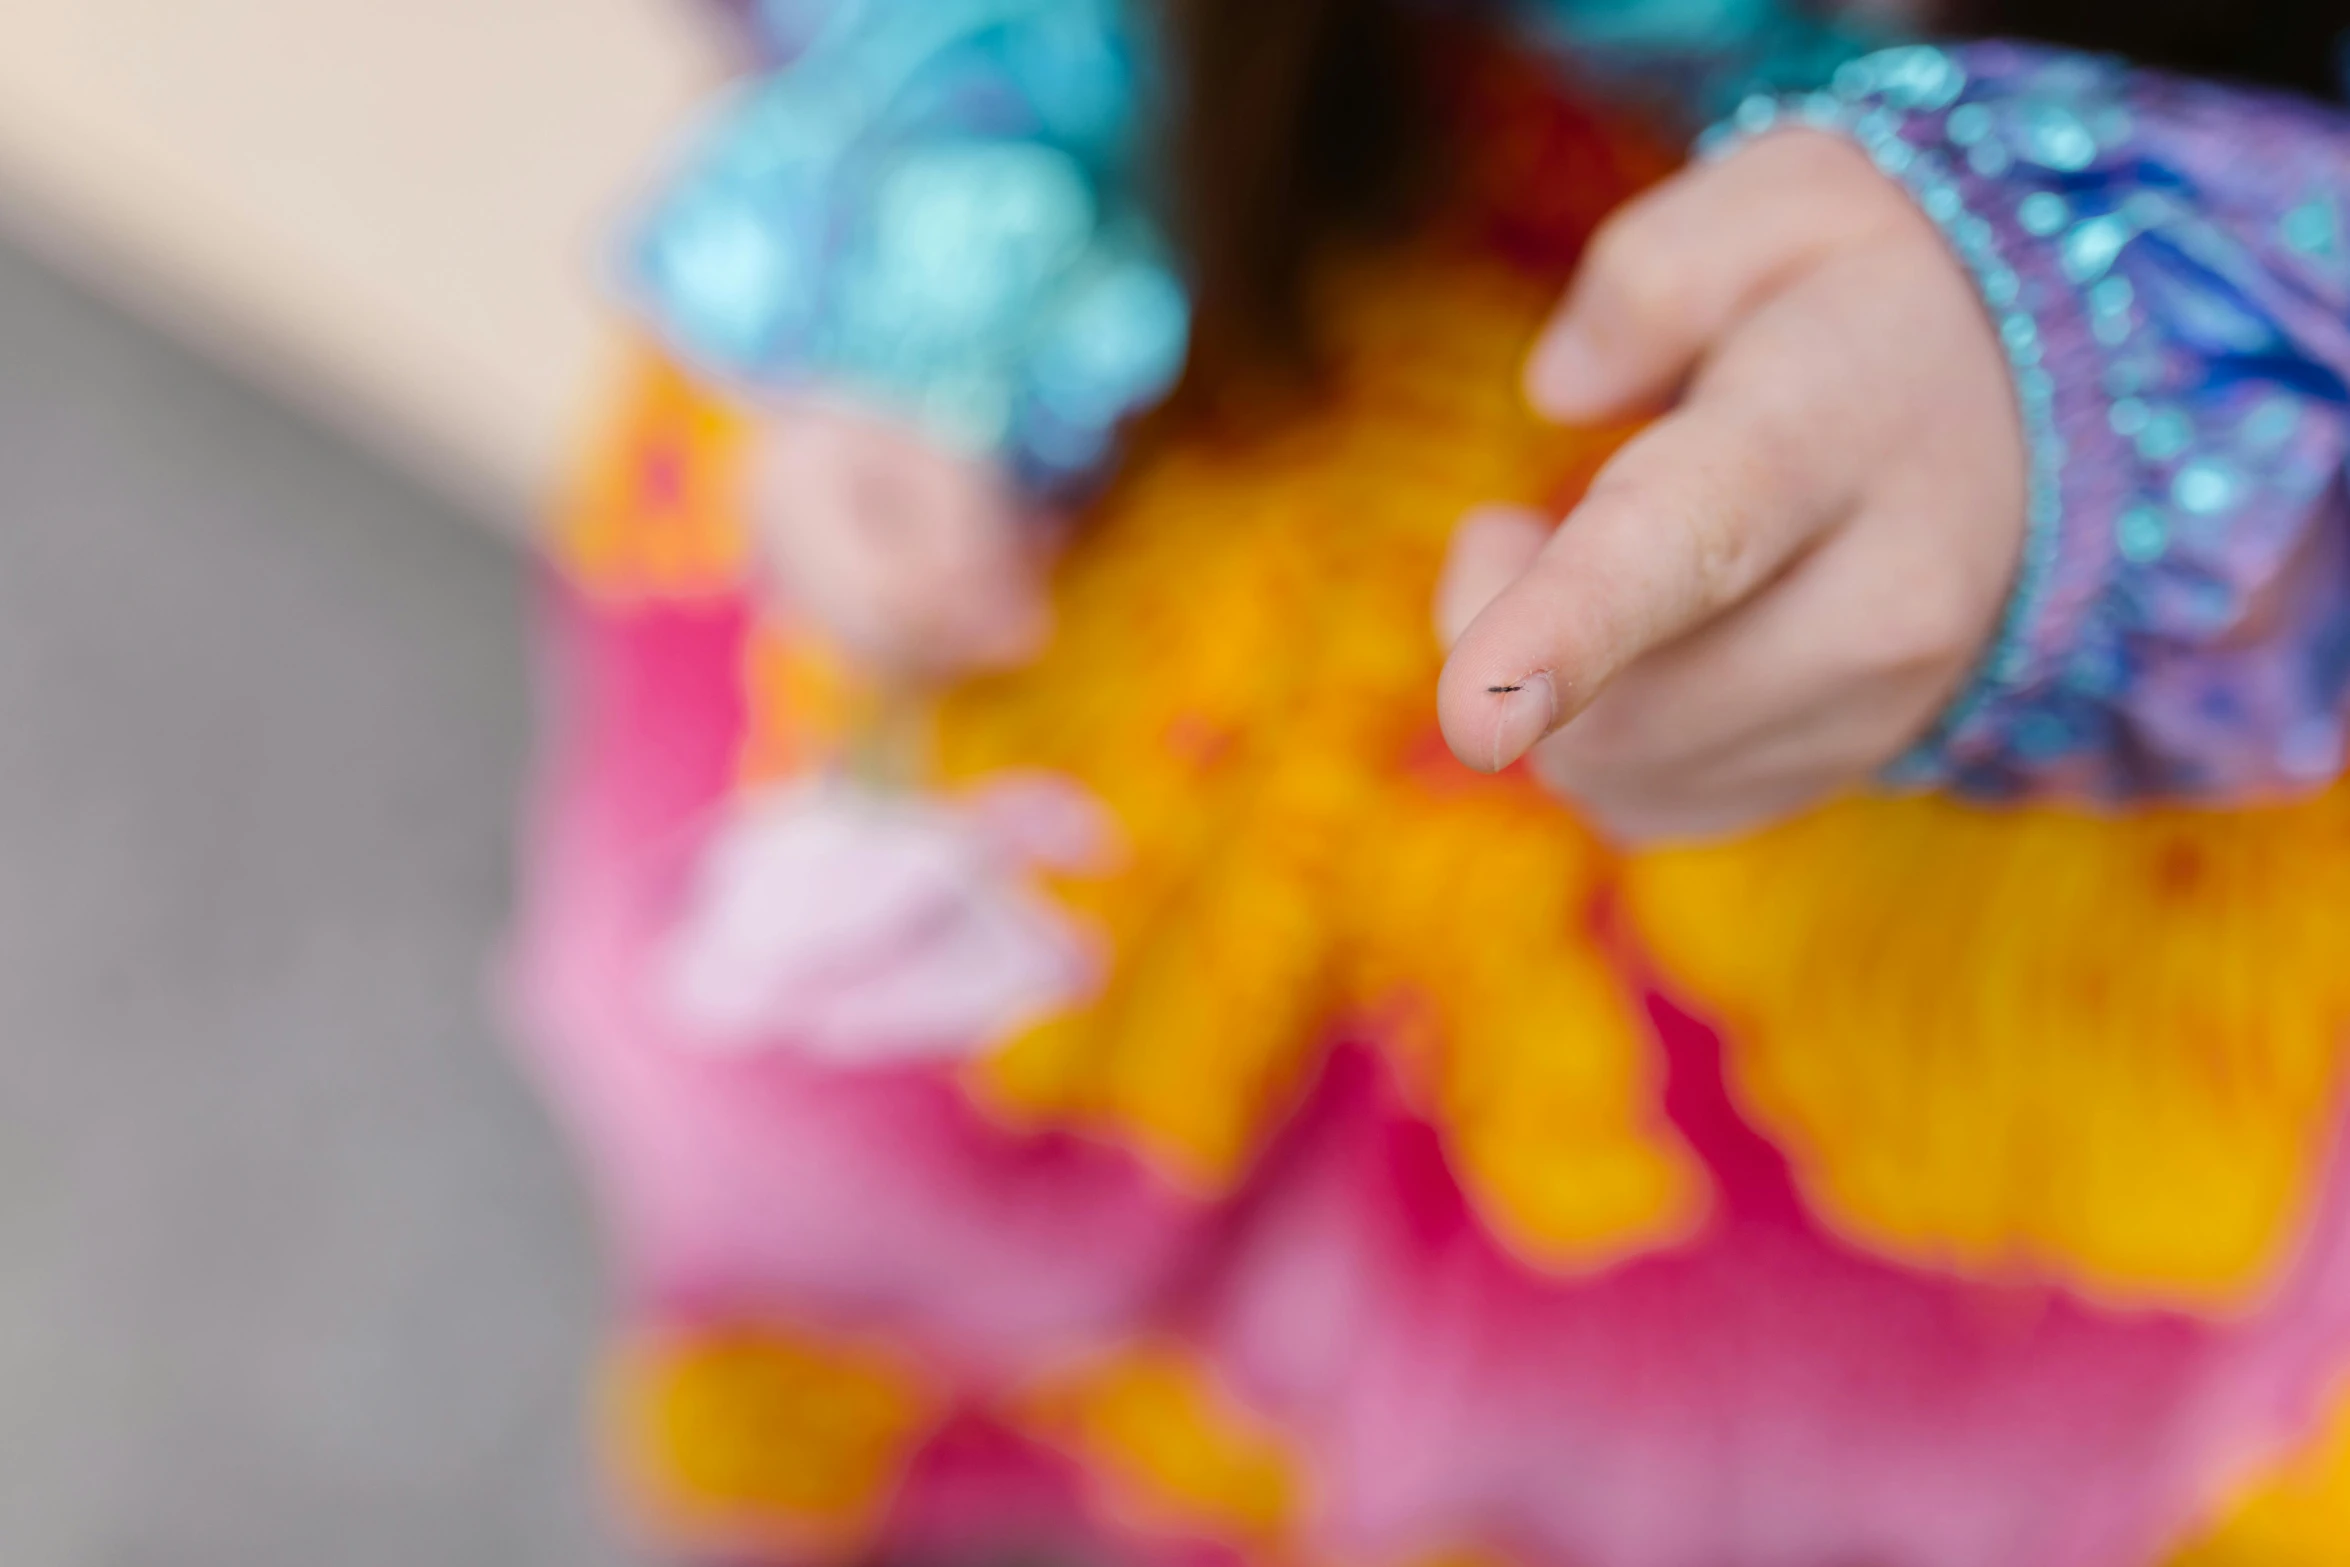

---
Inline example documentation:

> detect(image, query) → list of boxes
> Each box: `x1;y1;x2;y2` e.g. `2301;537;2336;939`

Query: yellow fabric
1016;1343;1304;1550
554;348;753;600
929;257;1704;1265
549;249;2350;1306
1627;789;2350;1309
611;1325;940;1557
1335;766;1697;1265
2171;1383;2350;1563
1013;1347;1537;1567
548;64;2350;1567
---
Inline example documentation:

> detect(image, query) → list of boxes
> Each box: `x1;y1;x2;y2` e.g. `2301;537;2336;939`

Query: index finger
1435;387;1842;774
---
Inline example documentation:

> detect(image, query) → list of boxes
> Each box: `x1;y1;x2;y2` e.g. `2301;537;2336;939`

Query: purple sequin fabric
1728;43;2350;801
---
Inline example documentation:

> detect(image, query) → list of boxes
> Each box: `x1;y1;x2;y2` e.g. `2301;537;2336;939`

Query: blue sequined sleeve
623;0;1885;498
624;0;1191;496
626;0;1893;497
1501;0;1875;121
1716;44;2350;801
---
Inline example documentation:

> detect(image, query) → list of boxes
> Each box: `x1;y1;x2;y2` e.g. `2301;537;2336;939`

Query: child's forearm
1752;44;2350;800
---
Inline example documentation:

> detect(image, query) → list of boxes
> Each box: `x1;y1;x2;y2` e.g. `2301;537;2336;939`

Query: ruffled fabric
531;17;2350;1566
519;72;2350;1558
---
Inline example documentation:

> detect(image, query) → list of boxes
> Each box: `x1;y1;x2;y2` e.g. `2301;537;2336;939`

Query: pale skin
750;130;2030;843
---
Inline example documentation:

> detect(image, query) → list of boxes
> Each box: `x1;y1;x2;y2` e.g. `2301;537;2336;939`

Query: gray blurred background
0;232;630;1563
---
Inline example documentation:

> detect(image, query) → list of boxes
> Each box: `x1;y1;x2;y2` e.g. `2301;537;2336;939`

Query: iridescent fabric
629;0;1871;493
629;0;1188;493
1715;44;2350;798
1499;0;1876;118
524;60;2350;1567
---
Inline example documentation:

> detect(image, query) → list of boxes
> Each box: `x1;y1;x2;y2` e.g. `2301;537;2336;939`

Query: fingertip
1438;653;1560;775
1482;670;1559;773
1524;324;1617;424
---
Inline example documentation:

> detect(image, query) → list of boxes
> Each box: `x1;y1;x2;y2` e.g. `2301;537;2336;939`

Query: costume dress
512;5;2350;1561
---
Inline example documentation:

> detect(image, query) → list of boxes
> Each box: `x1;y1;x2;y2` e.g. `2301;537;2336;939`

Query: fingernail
1527;328;1607;421
1487;671;1558;773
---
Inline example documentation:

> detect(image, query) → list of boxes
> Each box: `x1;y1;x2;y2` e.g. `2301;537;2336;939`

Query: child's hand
755;400;1053;679
1437;130;2028;842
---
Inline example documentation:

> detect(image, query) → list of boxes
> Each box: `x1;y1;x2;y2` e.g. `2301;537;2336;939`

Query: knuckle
1675;493;1752;613
1751;126;1880;194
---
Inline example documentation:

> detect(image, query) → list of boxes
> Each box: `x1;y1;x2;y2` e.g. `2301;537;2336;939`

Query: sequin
2014;710;2075;760
1967;139;2013;178
868;143;1097;329
2066;639;2130;699
1029;258;1190;417
1868;45;1965;110
2137;410;2193;463
2016;104;2099;172
1854;107;1900;146
2018;192;2069;237
2282;197;2342;265
1797;91;1841;127
2241;396;2304;452
1945;102;1993;146
2000;313;2041;360
2172;459;2245;518
644;199;806;363
2116;505;2169;563
2112;354;2162;396
2060;214;2135;283
1832;58;1878;99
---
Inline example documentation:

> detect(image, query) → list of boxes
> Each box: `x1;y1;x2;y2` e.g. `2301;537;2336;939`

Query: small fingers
1544;522;1985;786
1526;129;1917;423
1436;384;1846;773
757;402;1051;674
